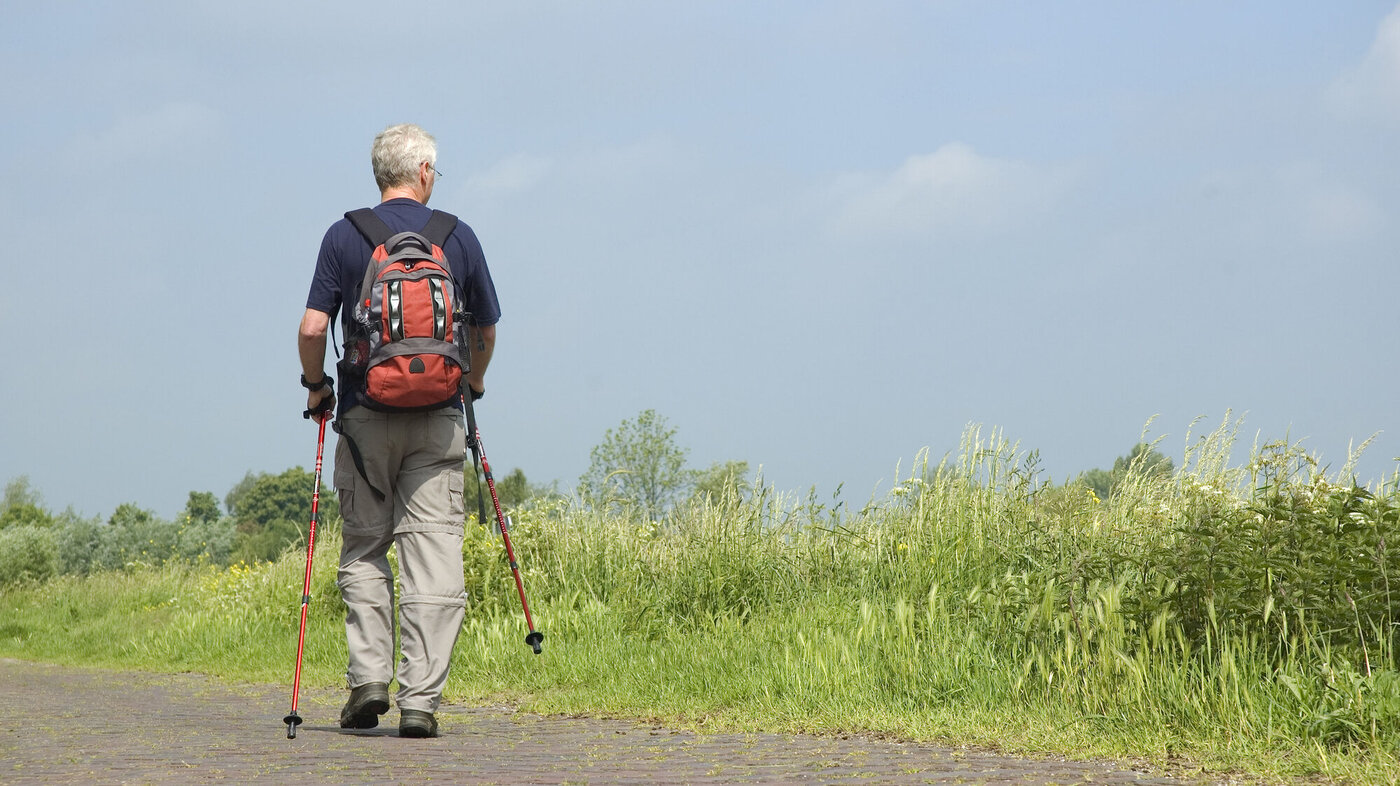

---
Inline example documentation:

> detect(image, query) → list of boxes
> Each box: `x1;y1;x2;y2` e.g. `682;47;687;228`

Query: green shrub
1160;472;1399;658
54;512;103;575
0;525;59;584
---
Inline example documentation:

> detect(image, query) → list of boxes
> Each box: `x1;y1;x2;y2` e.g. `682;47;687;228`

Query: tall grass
2;417;1397;782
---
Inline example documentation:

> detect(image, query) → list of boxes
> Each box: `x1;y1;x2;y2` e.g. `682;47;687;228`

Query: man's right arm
298;308;334;414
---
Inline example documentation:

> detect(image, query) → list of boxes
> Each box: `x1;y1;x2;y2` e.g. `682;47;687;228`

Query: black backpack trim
345;208;459;251
419;210;459;249
345;208;393;249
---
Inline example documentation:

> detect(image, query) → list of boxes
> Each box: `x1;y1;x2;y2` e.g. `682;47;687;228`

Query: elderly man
298;123;500;738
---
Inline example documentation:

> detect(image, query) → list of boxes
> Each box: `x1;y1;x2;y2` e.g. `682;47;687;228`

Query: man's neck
380;187;424;204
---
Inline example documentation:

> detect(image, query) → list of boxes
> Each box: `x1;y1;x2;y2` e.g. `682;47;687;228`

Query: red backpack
339;209;468;411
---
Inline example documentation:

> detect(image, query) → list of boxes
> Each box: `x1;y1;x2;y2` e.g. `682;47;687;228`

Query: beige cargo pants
333;405;467;714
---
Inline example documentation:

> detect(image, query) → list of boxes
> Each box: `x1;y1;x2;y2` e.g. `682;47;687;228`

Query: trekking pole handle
303;377;335;420
304;391;335;421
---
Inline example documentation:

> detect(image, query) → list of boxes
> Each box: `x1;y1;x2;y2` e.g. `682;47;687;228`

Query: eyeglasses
426;162;442;178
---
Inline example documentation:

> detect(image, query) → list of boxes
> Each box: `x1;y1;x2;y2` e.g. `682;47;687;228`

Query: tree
1079;468;1114;502
689;460;752;505
463;466;551;522
1077;442;1175;501
226;468;339;563
181;491;221;525
176;491;234;565
227;468;339;530
579;409;690;520
2;476;42;509
1115;443;1174;478
1;476;52;530
224;472;258;520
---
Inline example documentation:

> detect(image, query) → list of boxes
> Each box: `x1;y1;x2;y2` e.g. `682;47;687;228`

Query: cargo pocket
334;439;367;534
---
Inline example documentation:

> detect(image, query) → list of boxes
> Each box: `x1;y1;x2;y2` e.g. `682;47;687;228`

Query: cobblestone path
1;659;1215;784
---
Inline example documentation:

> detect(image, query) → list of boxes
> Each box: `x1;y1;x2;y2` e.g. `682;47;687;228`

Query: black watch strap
301;374;334;391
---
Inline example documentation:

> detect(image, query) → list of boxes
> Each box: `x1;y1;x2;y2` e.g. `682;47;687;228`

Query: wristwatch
300;374;334;391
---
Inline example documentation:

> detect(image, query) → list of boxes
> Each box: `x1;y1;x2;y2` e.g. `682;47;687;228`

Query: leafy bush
54;511;103;575
0;525;58;584
47;500;236;575
1161;472;1399;658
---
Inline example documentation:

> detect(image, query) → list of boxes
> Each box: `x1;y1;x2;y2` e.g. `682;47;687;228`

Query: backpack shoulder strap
420;210;459;249
345;208;394;248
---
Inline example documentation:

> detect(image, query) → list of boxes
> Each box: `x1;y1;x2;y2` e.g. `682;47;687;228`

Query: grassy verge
2;420;1397;783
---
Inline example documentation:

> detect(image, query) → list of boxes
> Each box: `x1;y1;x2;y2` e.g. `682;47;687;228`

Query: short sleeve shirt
305;198;500;415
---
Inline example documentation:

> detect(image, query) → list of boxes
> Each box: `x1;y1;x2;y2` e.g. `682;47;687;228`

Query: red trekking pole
283;406;331;739
466;397;544;654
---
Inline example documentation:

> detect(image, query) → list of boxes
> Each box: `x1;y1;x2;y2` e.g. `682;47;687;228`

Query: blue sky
3;2;1397;519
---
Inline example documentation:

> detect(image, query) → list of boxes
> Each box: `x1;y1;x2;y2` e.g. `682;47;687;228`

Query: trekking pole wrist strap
301;374;334;391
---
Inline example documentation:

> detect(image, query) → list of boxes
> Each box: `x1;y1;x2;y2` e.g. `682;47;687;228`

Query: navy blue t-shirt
305;198;501;415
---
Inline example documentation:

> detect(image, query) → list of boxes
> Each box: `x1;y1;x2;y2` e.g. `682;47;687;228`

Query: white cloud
1328;3;1400;125
825;143;1069;238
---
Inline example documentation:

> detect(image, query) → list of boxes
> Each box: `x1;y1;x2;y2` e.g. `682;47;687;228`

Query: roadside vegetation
1;413;1397;783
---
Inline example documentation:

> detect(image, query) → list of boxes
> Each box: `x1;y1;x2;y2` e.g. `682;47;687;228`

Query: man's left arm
453;223;499;399
464;323;495;397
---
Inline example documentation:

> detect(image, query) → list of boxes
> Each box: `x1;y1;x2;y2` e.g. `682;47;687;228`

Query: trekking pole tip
283;712;302;739
526;630;544;655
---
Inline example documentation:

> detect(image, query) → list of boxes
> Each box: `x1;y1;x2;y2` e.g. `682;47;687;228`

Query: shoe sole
340;698;390;729
399;711;438;738
399;723;437;738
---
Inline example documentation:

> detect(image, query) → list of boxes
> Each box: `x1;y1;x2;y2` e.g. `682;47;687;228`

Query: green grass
3;418;1398;784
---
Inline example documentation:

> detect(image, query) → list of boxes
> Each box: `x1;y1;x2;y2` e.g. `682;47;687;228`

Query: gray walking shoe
399;709;438;738
339;682;390;729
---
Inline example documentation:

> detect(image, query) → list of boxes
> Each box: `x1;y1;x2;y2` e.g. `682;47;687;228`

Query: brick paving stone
0;658;1215;785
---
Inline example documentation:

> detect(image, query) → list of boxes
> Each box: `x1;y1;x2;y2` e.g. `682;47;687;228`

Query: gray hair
371;123;437;192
